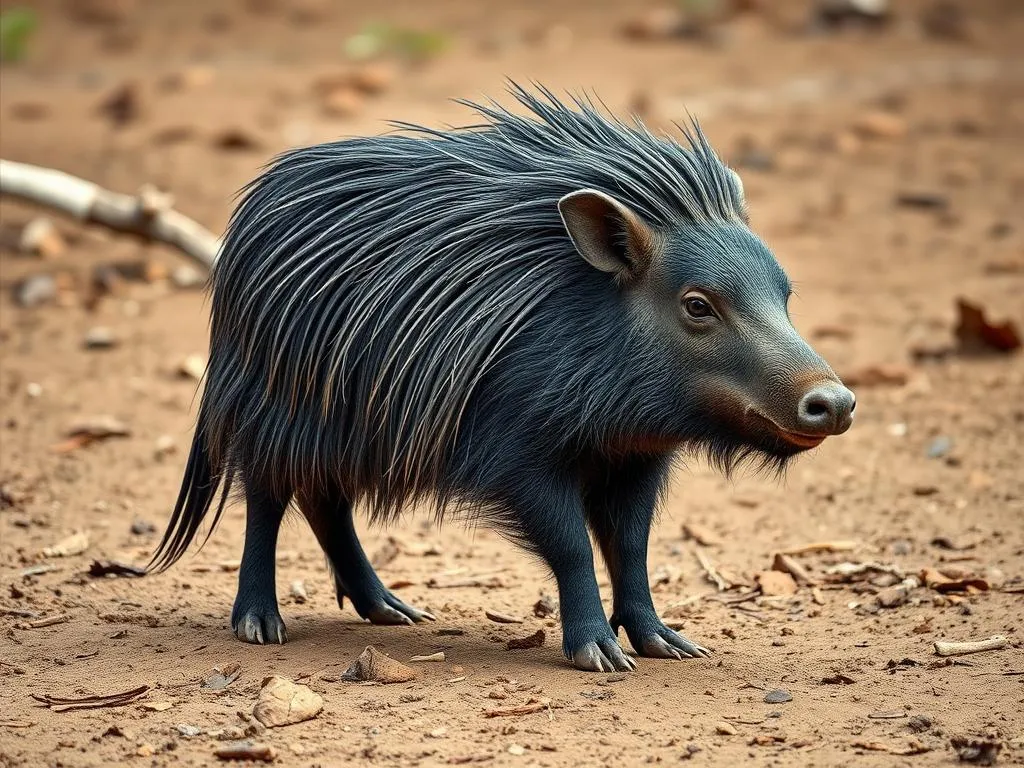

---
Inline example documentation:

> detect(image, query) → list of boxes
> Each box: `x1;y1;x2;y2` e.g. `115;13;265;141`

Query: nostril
804;398;829;418
849;397;857;414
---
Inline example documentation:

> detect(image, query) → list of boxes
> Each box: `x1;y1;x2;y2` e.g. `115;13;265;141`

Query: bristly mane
160;83;746;566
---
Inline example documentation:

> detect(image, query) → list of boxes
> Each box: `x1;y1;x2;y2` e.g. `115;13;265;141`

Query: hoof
569;638;636;673
359;591;436;625
232;607;287;645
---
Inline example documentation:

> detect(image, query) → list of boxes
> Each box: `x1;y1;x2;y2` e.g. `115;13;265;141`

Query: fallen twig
694;548;731;591
933;635;1008;657
780;541;857;556
32;684;149;712
0;159;220;269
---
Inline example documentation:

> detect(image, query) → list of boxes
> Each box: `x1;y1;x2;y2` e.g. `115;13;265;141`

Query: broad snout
796;382;856;436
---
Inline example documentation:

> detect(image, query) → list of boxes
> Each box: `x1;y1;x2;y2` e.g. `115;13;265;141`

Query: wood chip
921;567;989;593
755;570;797;597
933;635;1007;657
771;552;818;585
485;610;522;624
427;573;505;589
683;523;721;546
215;742;277;762
23;613;70;629
694;548;732;591
410;652;446;662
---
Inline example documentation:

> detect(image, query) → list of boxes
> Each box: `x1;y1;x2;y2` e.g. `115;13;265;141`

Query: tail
148;415;231;572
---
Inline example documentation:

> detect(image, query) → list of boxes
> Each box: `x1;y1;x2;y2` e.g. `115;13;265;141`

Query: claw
233;609;287;645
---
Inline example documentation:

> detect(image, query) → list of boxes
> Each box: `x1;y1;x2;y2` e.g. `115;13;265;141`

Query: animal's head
558;177;854;469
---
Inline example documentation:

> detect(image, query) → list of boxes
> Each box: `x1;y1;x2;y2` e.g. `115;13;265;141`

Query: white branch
0;159;220;269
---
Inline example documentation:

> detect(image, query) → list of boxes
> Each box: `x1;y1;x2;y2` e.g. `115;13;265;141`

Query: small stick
933;635;1008;657
771;552;819;585
780;541;858;556
0;159;220;269
694;548;731;591
24;614;70;629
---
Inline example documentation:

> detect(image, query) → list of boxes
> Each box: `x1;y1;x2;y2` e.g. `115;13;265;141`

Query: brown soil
2;1;1023;766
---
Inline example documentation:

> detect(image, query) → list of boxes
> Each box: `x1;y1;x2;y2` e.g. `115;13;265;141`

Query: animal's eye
682;295;714;319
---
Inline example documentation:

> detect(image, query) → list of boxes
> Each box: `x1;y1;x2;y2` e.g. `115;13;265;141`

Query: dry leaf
252;676;323;727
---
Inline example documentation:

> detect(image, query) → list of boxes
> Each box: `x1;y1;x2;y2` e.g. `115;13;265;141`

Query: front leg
585;455;710;660
506;473;635;672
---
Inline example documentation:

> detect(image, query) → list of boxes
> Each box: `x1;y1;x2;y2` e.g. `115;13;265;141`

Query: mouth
746;409;827;449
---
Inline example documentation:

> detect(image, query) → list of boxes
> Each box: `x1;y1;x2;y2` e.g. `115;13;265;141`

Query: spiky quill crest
150;83;749;570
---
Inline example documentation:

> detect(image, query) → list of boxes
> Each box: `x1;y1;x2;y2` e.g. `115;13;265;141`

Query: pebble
19;218;66;258
15;274;57;308
290;580;308;604
176;724;201;738
177;354;206;381
907;714;932;733
131;519;157;535
763;688;793;704
853;110;907;140
715;722;738;735
171;265;205;290
926;436;952;459
84;326;118;349
154;434;177;459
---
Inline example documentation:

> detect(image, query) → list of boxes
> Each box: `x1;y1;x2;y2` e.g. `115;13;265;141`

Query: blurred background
1;2;1022;766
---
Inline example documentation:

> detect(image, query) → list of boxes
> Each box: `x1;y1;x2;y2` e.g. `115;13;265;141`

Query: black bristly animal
150;85;855;672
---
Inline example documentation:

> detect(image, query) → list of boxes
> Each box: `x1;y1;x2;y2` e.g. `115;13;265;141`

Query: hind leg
299;488;434;625
231;480;290;644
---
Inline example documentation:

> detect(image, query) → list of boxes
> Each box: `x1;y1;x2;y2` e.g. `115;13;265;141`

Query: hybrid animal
151;85;855;672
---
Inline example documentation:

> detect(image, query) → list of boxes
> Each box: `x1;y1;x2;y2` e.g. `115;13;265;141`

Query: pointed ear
557;189;657;280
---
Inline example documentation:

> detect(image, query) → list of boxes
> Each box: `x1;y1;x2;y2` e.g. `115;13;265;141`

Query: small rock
160;65;215;92
428;727;448;738
816;0;890;29
950;736;1000;765
253;676;323;727
41;531;90;558
341;646;417;684
622;6;686;40
926;436;952;459
508;744;526;756
853;110;907;140
532;594;557;618
212;128;262;152
84;326;118;349
176;354;206;381
763;688;793;704
15;274;57;308
875;585;910;608
921;1;971;42
131;519;156;535
19;218;66;258
322;87;363;118
715;721;738;735
907;714;932;733
289;580;307;604
507;629;545;650
154;434;177;459
171;265;205;290
348;63;396;95
755;570;798;596
176;724;201;738
202;663;241;690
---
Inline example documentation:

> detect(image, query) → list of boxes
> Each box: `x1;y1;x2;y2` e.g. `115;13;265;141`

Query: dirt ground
2;1;1023;766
